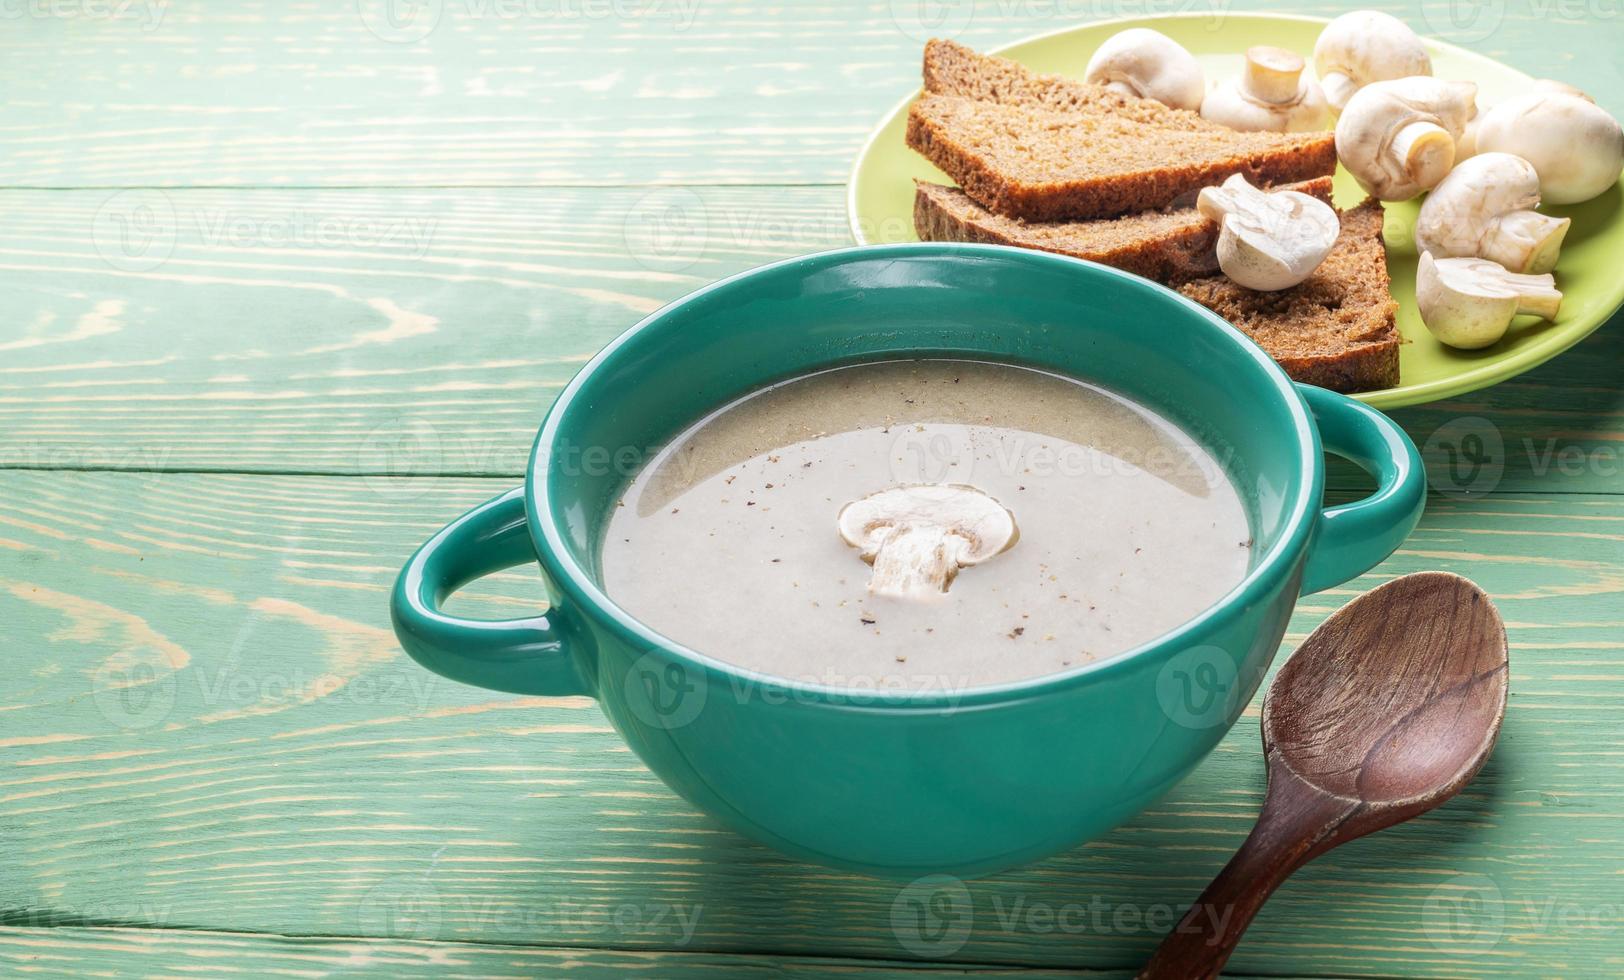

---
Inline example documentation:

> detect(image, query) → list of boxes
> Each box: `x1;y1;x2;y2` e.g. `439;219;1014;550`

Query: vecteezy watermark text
1422;416;1621;497
621;187;913;272
887;426;1231;486
93;189;438;272
888;0;1232;43
0;0;166;29
358;0;701;43
890;875;1239;958
92;660;442;730
358;876;704;943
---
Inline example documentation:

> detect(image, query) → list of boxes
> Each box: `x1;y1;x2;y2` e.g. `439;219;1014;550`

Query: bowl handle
1297;384;1426;596
391;487;589;696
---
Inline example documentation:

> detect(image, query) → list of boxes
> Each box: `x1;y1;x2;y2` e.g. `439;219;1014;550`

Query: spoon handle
1137;765;1356;979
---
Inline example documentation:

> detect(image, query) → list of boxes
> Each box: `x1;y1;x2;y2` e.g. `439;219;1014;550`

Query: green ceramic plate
847;13;1624;409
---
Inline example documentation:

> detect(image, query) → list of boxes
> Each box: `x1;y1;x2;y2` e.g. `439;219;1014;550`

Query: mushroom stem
1502;272;1564;320
1483;210;1570;275
1392;120;1456;188
1457;116;1481;160
1244;46;1305;104
865;525;969;598
1321;71;1357;113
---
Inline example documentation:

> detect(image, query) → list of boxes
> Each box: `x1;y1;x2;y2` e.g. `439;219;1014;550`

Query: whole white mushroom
1472;92;1624;205
1313;10;1433;116
1335;76;1477;201
1457;81;1594;162
1084;28;1206;112
1414;153;1570;274
1200;46;1329;133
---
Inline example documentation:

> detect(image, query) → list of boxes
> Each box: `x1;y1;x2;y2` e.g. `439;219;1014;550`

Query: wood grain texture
0;926;1306;980
1;473;1621;977
0;185;832;479
0;1;1617;188
3;1;1623;976
0;184;1619;493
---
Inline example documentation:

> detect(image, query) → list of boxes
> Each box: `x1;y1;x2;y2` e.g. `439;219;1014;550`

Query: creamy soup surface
600;360;1252;691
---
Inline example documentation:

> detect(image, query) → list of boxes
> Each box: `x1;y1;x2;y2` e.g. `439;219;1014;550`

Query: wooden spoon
1139;571;1509;979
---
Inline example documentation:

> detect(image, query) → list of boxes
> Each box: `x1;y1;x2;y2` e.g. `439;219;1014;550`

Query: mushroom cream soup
600;360;1252;690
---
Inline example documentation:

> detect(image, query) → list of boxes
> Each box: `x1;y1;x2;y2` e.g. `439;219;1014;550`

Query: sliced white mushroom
1312;10;1433;116
1084;28;1206;112
1334;76;1478;201
1472;91;1624;205
1195;174;1340;291
1414;153;1570;274
1416;253;1562;350
1200;46;1329;133
837;484;1017;599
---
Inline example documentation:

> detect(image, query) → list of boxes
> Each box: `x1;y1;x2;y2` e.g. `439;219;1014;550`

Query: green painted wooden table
1;2;1620;977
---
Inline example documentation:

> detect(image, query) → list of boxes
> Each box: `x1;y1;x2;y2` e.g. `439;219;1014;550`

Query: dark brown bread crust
906;41;1337;222
1176;200;1400;393
1267;339;1401;392
913;177;1336;285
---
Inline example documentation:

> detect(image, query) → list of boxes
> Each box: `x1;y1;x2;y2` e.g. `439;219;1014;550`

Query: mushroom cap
1532;78;1592;102
1474;92;1624;205
1084;28;1205;112
837;484;1017;566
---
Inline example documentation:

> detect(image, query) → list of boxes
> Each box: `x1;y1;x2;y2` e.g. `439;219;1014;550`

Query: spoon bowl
1266;571;1509;807
1140;571;1509;979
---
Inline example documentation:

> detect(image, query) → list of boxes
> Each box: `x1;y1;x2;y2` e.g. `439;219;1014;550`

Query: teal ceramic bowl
392;244;1425;878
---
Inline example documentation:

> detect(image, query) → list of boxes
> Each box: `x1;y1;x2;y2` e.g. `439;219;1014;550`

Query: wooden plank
0;1;1617;188
0;926;1307;980
1;471;1620;977
0;931;1340;980
0;185;1619;494
0;184;836;475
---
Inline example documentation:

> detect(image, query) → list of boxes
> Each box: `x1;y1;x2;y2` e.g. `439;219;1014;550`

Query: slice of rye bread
913;176;1335;284
1175;200;1400;393
921;36;1222;124
907;40;1337;221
